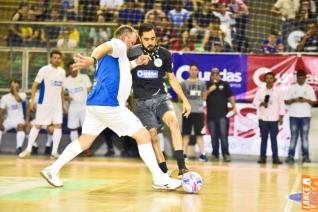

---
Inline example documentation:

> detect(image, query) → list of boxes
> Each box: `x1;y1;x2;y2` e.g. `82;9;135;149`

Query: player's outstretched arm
166;72;191;117
73;43;113;70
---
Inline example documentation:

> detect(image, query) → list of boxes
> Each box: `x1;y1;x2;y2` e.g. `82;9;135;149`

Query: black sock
175;150;186;170
158;162;168;173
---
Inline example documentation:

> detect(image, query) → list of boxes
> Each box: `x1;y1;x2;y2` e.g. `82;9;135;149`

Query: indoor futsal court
0;155;316;211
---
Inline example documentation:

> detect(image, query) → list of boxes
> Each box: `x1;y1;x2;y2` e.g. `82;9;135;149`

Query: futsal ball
182;172;203;193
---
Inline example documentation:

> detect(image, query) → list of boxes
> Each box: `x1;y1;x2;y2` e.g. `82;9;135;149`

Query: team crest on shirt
154;58;163;67
219;85;224;90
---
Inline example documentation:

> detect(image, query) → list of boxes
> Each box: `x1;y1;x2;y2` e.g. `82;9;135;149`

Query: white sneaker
40;168;63;187
18;150;31;158
152;176;182;191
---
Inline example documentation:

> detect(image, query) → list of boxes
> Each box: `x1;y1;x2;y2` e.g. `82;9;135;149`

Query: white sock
45;135;53;147
26;127;40;152
158;133;165;151
138;143;165;181
16;131;25;148
49;139;83;173
70;130;78;141
51;128;62;155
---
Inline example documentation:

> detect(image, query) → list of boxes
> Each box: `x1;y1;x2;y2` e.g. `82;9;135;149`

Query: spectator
213;3;235;47
100;0;123;21
205;68;237;162
57;26;80;48
201;19;232;52
79;0;99;22
271;0;300;21
181;64;207;162
43;8;61;47
285;70;316;164
89;13;111;48
252;72;284;164
171;29;195;52
260;31;284;54
190;0;216;41
21;8;44;47
229;0;249;52
7;2;29;47
296;0;316;20
155;16;177;49
145;0;166;20
0;80;27;154
119;0;145;25
168;0;190;29
296;21;318;52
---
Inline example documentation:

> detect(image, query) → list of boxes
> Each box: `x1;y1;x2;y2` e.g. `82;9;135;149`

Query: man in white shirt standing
64;60;92;142
285;70;317;164
19;50;66;159
0;80;27;154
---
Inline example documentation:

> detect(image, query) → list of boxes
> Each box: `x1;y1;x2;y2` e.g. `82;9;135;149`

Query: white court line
284;174;301;212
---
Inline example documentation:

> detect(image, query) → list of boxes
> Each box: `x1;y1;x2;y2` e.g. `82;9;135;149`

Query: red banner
247;55;318;101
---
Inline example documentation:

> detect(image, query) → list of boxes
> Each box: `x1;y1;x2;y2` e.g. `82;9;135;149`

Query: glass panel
0;51;23;90
27;52;48;89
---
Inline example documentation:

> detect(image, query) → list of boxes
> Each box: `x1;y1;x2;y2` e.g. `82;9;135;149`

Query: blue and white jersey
35;64;66;106
87;38;132;107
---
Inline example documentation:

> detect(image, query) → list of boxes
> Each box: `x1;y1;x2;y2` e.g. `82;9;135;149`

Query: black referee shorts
182;113;204;136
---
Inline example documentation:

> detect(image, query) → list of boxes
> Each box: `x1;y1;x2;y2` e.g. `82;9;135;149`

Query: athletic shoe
44;146;52;155
285;156;295;164
199;154;208;162
184;154;188;161
178;168;189;179
19;150;31;158
31;146;39;155
303;158;311;163
223;155;232;162
152;176;182;190
50;153;60;160
40;168;63;187
16;147;23;155
104;149;115;157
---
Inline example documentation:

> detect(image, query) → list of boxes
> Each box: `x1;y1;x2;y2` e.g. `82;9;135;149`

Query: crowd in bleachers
3;0;318;52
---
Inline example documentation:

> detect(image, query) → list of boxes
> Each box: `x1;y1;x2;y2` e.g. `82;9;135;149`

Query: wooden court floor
0;155;317;212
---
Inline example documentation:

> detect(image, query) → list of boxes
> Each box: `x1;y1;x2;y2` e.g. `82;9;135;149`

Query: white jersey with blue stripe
35;64;66;106
86;38;132;107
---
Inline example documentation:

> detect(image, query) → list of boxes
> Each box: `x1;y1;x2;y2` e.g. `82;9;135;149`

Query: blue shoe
199;154;208;162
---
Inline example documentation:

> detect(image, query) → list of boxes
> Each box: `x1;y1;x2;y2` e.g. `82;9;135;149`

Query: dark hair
19;2;28;9
50;50;62;58
67;60;75;67
296;69;306;76
264;72;274;78
114;25;136;37
9;79;21;85
138;23;155;37
190;64;199;69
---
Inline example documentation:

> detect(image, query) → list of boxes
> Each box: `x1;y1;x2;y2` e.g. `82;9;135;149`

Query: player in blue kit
40;25;181;190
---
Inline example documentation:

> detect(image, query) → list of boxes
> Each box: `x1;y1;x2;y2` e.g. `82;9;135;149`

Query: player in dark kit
128;23;191;177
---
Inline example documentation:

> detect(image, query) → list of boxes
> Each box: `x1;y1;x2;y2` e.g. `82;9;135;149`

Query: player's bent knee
131;127;151;145
78;134;96;150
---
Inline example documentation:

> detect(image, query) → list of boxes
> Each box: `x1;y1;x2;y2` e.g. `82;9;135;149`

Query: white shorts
67;107;85;129
30;119;48;130
3;118;25;132
82;106;142;137
35;104;63;125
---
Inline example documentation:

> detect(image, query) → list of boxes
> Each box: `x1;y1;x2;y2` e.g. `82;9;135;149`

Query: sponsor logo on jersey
10;104;19;110
136;70;159;79
50;80;63;86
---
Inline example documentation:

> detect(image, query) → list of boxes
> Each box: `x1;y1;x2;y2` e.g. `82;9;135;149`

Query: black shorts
134;94;174;130
182;113;204;136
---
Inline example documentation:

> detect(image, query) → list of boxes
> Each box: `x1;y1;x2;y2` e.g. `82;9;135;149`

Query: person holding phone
285;70;317;164
253;72;285;164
